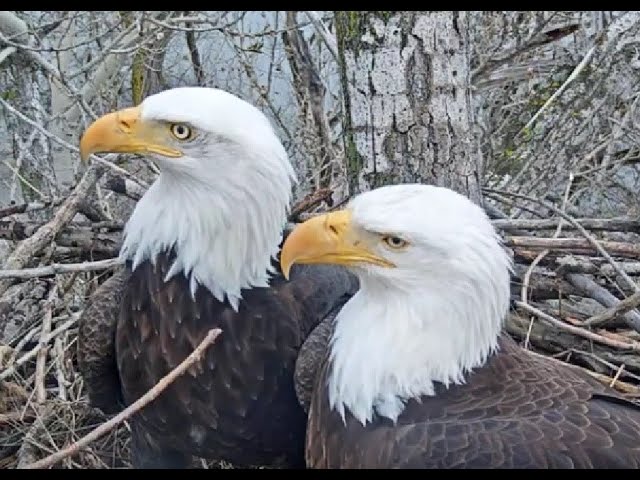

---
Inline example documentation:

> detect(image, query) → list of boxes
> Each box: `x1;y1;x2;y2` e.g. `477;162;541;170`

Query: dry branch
555;256;640;276
0;258;121;280
487;188;639;293
35;285;57;405
584;289;640;327
565;273;640;332
506;313;640;375
0;316;78;381
0;199;64;220
103;176;145;201
506;236;640;259
20;328;222;469
302;11;338;61
0;165;105;297
492;217;640;233
514;301;640;352
518;44;596;136
283;11;335;189
289;187;333;220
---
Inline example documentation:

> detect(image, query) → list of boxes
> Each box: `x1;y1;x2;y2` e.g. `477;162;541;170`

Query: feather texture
306;334;640;468
79;241;358;468
77;266;129;414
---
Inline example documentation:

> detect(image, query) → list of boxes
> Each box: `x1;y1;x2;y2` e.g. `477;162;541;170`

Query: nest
0;331;132;469
1;177;640;468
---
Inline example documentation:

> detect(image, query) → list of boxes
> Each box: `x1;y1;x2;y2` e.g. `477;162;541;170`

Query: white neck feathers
119;146;294;311
327;259;511;426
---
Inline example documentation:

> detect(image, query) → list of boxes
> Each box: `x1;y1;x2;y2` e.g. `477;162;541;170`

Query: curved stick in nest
20;328;222;470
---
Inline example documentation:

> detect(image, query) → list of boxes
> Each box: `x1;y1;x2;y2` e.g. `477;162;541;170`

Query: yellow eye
382;235;408;249
170;123;192;140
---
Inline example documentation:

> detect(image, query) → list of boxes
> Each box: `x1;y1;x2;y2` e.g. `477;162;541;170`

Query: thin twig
1;159;46;199
471;19;575;83
514;300;640;352
53;336;67;401
21;328;223;469
10;326;42;361
571;349;640;383
0;258;121;280
302;11;339;61
584;289;640;327
609;363;626;388
35;284;58;404
565;273;640;332
518;45;596;136
506;236;640;258
0;164;104;297
526;349;640;395
0;316;78;381
0;96;146;189
588;370;640;395
491;217;640;233
522;174;573;348
0;198;63;220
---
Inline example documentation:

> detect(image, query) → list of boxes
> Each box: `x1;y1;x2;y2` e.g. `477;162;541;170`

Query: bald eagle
76;87;357;469
281;184;640;469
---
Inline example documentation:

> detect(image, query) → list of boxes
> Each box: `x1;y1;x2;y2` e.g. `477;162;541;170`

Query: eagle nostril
117;114;136;132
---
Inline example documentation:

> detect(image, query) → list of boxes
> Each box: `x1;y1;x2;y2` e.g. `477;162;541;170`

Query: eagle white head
80;87;296;310
280;184;513;426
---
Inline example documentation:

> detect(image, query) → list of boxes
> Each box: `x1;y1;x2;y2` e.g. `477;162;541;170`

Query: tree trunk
334;11;483;205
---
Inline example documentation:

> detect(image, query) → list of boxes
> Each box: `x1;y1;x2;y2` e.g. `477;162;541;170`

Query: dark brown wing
294;306;340;415
116;248;358;468
77;265;129;414
307;334;640;469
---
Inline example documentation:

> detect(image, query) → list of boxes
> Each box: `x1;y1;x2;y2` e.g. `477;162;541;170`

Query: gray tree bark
334;11;483;205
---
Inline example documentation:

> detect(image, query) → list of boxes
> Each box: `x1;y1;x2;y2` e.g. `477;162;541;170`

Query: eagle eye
382;235;409;250
170;123;193;140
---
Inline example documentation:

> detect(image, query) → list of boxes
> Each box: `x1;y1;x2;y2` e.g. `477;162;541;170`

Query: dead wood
2;158;640;470
0;165;105;298
21;328;222;469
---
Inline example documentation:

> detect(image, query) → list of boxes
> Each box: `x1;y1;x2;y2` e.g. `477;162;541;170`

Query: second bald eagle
284;184;640;469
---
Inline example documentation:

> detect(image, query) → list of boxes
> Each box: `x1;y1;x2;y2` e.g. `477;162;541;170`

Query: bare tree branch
0;258;120;279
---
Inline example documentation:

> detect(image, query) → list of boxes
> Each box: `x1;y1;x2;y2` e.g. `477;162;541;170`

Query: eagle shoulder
294;306;339;415
77;265;129;414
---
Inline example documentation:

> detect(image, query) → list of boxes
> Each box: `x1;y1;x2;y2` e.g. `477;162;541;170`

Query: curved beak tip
79;143;91;164
279;254;294;281
78;118;108;164
282;266;291;281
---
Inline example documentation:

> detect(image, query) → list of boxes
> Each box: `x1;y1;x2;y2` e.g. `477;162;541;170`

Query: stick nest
2;183;640;468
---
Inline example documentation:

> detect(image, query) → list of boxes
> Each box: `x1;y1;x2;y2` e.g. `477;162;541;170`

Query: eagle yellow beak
79;106;183;162
280;209;395;280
